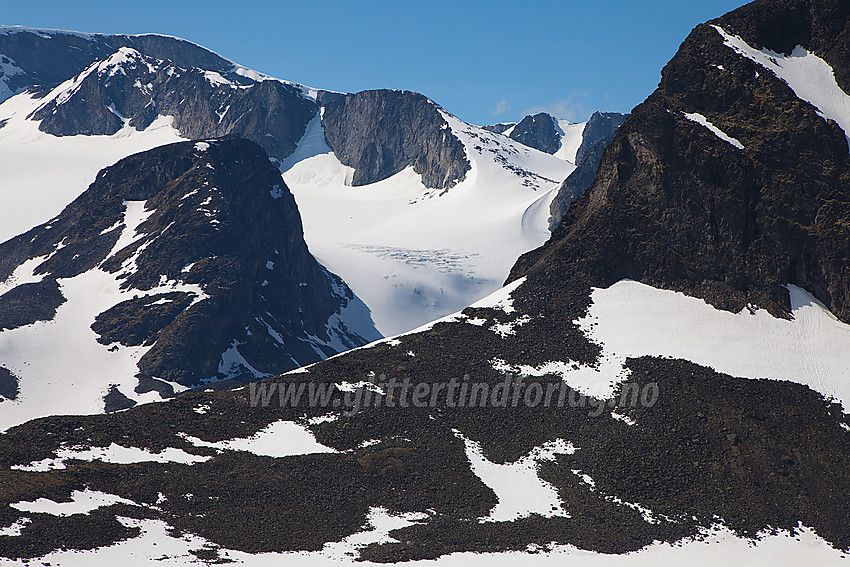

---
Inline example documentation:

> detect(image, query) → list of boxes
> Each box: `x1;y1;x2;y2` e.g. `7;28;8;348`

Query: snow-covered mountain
4;0;850;563
0;28;591;338
284;92;573;334
0;138;378;430
0;27;319;244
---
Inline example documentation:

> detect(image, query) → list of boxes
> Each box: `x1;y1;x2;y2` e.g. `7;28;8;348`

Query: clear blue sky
3;0;748;125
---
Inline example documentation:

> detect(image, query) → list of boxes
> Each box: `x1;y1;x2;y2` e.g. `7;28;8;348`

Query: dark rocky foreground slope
0;138;374;404
0;0;849;562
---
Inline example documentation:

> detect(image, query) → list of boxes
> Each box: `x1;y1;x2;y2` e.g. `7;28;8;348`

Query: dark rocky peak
574;111;628;165
482;121;516;134
26;46;317;162
0;137;375;402
320;89;470;189
548;111;629;229
508;112;561;154
519;0;850;325
714;0;850;91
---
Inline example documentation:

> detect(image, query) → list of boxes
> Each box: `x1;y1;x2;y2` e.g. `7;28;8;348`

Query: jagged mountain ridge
0;0;849;564
0;137;378;429
0;28;565;339
0;25;629;340
19;44;317;165
0;26;239;101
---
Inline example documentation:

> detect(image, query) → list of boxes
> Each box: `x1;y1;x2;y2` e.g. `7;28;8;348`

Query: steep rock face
321;89;470;189
508;112;561;154
573;111;628;165
548;111;628;229
26;47;316;163
0;138;375;407
521;0;850;324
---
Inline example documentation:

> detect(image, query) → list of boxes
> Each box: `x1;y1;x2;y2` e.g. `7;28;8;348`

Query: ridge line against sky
2;0;748;126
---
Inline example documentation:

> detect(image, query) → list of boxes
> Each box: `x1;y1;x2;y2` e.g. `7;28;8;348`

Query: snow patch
0;517;30;537
578;280;850;409
12;443;211;471
179;420;338;458
321;507;429;559
455;431;575;522
469;277;526;314
218;340;271;380
683;112;744;149
11;490;135;517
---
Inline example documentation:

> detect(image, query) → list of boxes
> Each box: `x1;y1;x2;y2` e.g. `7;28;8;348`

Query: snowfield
0;90;185;243
284;108;573;336
576;280;850;410
553;118;587;162
179;419;339;458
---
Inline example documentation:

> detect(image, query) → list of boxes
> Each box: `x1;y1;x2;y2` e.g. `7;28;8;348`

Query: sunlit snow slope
0;90;185;243
284;108;574;335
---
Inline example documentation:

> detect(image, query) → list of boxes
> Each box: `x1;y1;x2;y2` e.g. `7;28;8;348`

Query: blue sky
3;0;748;125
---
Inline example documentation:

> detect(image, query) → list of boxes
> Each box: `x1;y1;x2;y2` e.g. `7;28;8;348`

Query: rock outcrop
321;89;470;189
508;112;561;154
